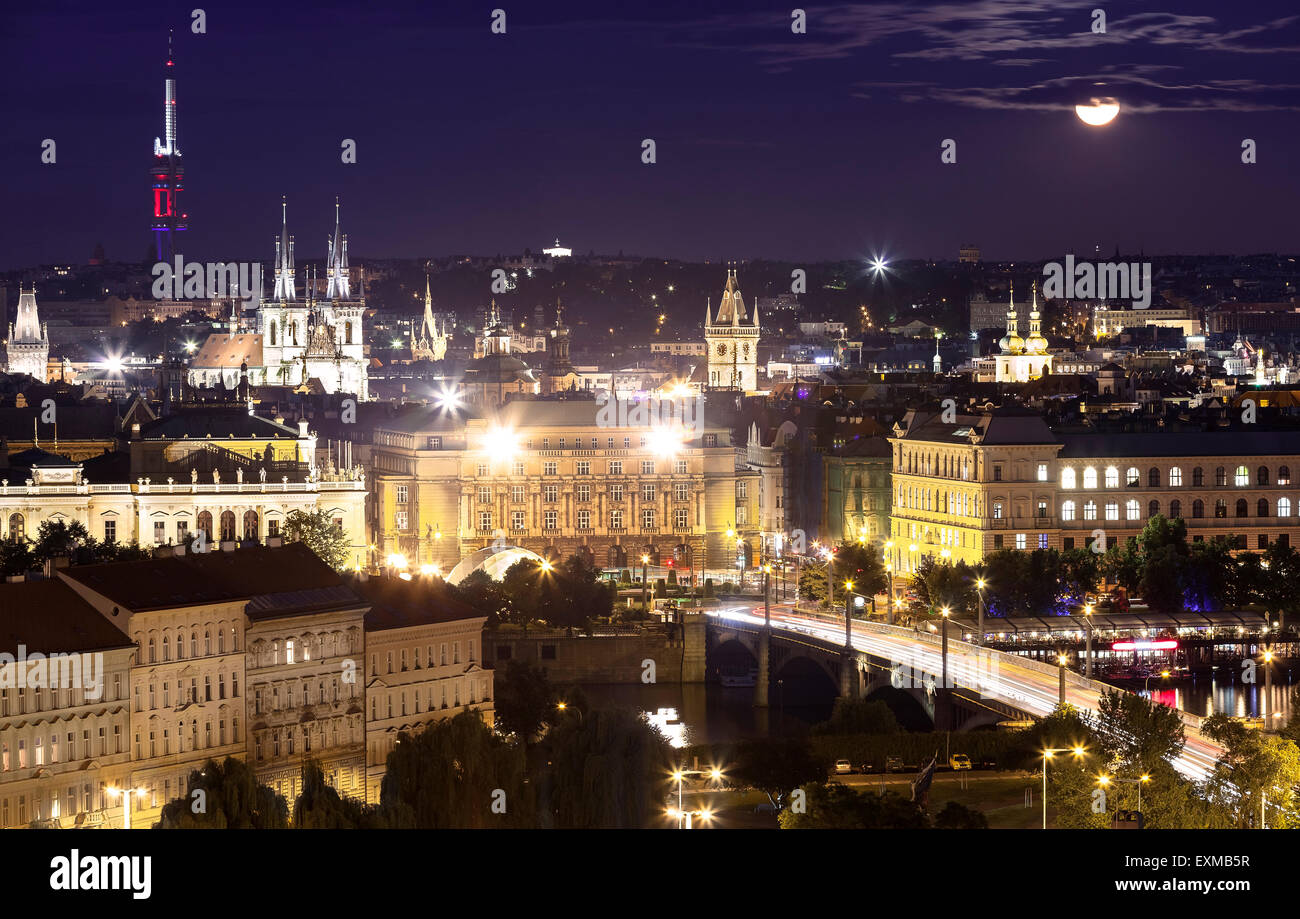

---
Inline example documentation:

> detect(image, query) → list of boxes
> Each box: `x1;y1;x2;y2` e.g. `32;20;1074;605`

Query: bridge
698;603;1223;782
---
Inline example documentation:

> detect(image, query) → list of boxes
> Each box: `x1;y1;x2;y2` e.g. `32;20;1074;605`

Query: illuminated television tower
150;30;186;263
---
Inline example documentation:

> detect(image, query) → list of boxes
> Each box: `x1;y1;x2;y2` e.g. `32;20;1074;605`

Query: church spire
326;196;350;299
272;196;295;301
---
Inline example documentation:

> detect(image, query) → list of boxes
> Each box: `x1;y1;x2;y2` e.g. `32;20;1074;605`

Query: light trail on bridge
707;604;1225;784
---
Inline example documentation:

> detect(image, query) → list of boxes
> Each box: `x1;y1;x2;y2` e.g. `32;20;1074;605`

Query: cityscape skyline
5;0;1300;269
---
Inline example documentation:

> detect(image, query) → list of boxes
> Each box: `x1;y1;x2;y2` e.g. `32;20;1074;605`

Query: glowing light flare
482;425;520;458
1111;639;1178;651
646;423;688;458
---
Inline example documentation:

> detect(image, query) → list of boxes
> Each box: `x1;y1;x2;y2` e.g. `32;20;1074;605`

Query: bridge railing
855;621;1206;732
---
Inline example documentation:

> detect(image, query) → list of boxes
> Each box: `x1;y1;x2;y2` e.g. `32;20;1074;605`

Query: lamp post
1097;773;1150;816
1262;647;1275;730
1083;602;1094;679
105;786;148;830
975;577;986;646
1057;653;1069;707
1041;746;1086;829
884;541;896;625
668;766;723;829
641;553;650;613
940;606;951;689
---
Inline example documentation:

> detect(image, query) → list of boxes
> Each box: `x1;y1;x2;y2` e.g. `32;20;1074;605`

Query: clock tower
704;268;759;391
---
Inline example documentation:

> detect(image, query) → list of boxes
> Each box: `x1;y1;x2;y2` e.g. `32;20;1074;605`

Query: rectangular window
396;485;409;504
1037;463;1048;482
642;484;656;502
674;460;688;475
104;519;116;543
674;484;689;502
544;510;558;530
476;463;489;477
576;461;591;475
641;461;655;475
543;484;559;502
577;510;591;529
642;508;656;528
543;462;558;476
675;509;689;529
1038;533;1048;549
511;510;525;530
511;484;525;503
395;510;409;530
703;434;718;447
609;461;623;475
478;486;492;503
577;484;591;501
993;465;1002;482
1015;534;1026;550
611;510;623;529
478;511;492;530
610;484;624;501
153;521;166;543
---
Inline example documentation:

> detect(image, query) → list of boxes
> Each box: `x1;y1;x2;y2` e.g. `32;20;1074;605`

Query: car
949;754;972;771
834;759;854;775
884;756;905;773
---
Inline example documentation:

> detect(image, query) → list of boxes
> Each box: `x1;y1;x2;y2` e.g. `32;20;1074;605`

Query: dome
999;332;1024;353
1024;331;1048;354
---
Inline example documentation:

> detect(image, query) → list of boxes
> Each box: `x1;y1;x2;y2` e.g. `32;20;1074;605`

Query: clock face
716;343;727;356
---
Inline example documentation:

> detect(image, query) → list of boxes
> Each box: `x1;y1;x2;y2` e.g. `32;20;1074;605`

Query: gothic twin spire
272;197;349;302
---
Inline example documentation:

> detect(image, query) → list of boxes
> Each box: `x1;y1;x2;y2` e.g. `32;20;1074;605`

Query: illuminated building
705;269;760;391
410;276;449;363
150;32;186;263
357;575;493;803
993;284;1053;383
188;199;369;397
458;303;540;408
370;399;750;575
889;407;1300;573
0;581;134;828
4;286;49;382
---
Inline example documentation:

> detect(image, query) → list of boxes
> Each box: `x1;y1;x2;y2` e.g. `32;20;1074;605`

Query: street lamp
1057;653;1070;706
641;554;651;613
1041;746;1087;829
940;606;951;689
105;786;149;830
1082;602;1094;679
669;766;724;829
1263;647;1275;729
1097;773;1150;815
975;577;986;647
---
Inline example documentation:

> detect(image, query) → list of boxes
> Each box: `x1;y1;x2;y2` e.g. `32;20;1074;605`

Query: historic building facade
704;269;760;391
889;408;1300;573
370;398;752;576
357;576;492;803
993;284;1052;383
4;286;50;382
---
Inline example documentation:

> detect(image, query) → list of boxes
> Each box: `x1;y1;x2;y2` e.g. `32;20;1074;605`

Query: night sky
4;0;1300;268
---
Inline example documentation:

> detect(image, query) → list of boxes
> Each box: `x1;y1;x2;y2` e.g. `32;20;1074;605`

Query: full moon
1075;97;1120;126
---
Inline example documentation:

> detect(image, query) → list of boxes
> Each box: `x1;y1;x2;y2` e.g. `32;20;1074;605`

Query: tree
0;540;33;578
538;708;671;828
156;757;288;828
779;784;929;829
1094;688;1185;773
813;698;900;736
933;800;989;829
292;759;380;828
1203;714;1300;828
836;541;889;601
731;737;828;810
379;710;531;828
449;569;508;627
31;519;89;566
1139;544;1184;616
910;557;975;617
284;509;351;570
491;660;556;744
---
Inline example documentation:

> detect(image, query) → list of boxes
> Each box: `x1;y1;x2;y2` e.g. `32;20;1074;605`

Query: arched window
1105;467;1120;488
345;321;353;344
1192;467;1204;487
1061;500;1076;521
1234;498;1247;517
1235;466;1249;487
1148;499;1159;517
1061;468;1076;489
7;513;24;542
1126;467;1140;487
1169;467;1183;487
1192;499;1204;518
1280;497;1292;518
269;322;277;346
1281;466;1292;485
219;511;236;541
1126;499;1140;520
1084;501;1097;520
243;510;258;540
197;512;213;540
1148;467;1160;488
1216;466;1228;487
1258;466;1270;486
1169;499;1181;519
1083;467;1098;489
1258;498;1269;517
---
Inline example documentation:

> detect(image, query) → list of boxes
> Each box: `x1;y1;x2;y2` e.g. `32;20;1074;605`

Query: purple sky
4;0;1300;268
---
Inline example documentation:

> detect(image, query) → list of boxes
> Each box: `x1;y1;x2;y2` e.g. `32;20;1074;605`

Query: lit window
1105;502;1119;521
1104;467;1119;488
1235;466;1249;487
1037;463;1048;482
1126;499;1139;520
1169;467;1182;487
1083;467;1097;489
1015;534;1026;550
1061;468;1076;489
1061;501;1076;521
